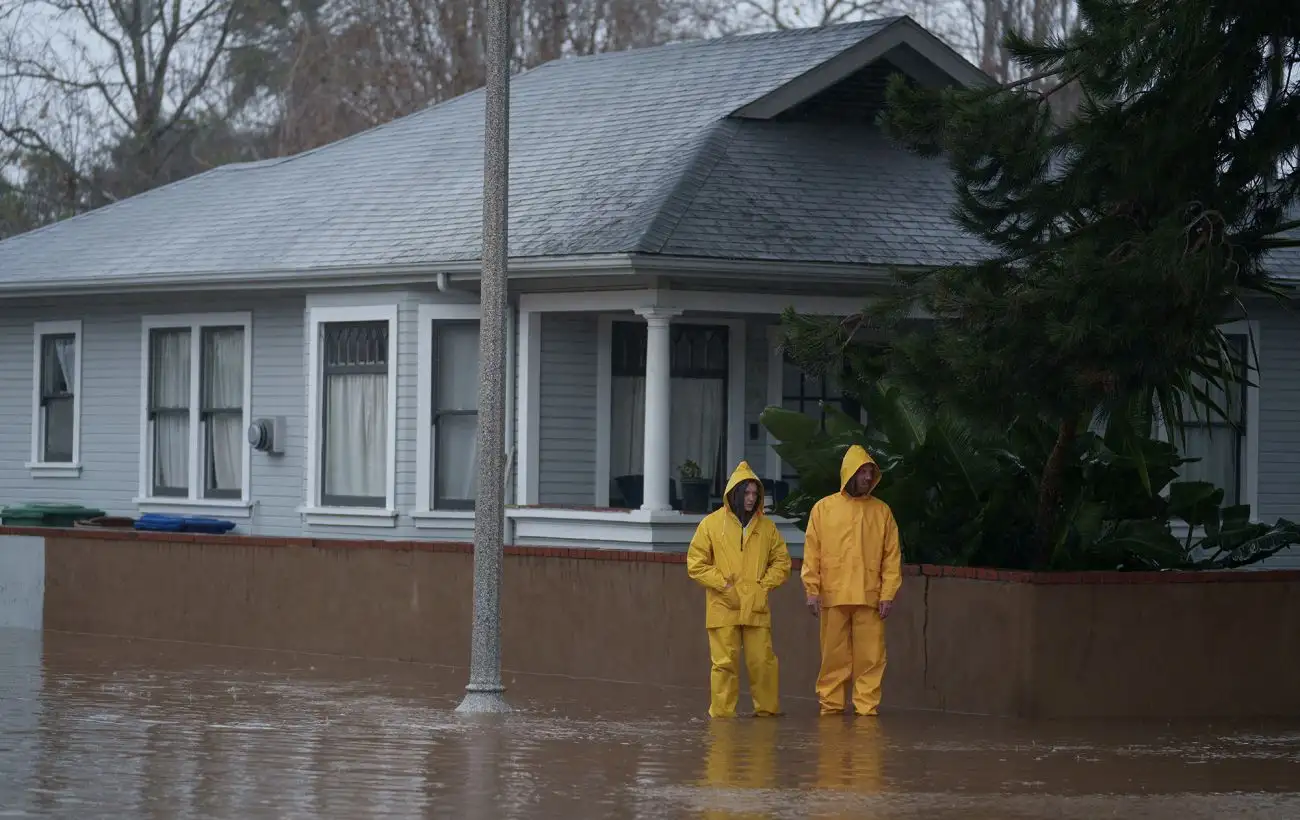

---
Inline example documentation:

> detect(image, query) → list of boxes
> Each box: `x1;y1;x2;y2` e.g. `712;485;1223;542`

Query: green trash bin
1;503;107;528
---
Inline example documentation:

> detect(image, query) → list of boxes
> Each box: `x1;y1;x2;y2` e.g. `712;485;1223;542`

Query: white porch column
635;307;681;512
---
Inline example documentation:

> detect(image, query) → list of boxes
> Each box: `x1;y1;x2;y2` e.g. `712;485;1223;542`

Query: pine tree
851;0;1300;565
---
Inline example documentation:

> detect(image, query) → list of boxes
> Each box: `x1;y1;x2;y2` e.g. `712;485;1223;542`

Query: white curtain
1178;427;1239;503
435;323;480;506
324;373;387;500
670;378;725;487
609;376;725;496
437;416;479;503
205;329;244;494
51;336;74;391
610;376;646;478
152;330;191;491
1175;368;1243;502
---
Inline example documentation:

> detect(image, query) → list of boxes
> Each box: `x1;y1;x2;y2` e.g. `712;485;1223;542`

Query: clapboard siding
537;314;598;505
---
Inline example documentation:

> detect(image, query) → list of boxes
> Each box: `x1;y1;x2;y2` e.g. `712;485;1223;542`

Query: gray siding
1254;304;1300;568
537;314;597;504
0;293;304;529
0;289;483;541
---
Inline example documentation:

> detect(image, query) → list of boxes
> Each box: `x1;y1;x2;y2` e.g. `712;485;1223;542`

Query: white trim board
136;312;254;514
593;313;746;507
28;320;83;478
301;303;399;526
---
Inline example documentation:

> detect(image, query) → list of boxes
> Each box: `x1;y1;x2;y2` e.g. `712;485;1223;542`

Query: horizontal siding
1254;305;1300;568
537;314;597;504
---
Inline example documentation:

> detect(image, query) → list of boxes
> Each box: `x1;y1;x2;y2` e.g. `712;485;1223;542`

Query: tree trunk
1033;414;1079;568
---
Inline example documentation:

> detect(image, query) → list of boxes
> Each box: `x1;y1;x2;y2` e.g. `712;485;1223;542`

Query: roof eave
0;253;914;299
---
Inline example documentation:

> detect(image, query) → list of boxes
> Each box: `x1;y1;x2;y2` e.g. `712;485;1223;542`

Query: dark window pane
42;396;74;462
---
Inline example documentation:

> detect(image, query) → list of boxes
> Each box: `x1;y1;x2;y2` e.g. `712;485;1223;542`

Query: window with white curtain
149;328;193;497
201;328;245;499
142;315;250;504
1172;333;1249;504
320;321;390;508
432;321;480;510
37;331;78;463
609;321;728;503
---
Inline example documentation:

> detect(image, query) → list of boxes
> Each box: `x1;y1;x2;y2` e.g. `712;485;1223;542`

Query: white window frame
593;313;746;508
301;304;399;527
1157;319;1261;524
29;320;83;478
136;313;254;517
414;303;486;524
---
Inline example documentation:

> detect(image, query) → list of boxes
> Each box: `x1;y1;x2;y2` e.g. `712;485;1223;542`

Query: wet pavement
2;628;1299;818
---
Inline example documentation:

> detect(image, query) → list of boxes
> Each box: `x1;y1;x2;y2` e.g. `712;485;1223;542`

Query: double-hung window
30;321;82;476
1171;330;1253;506
141;315;251;507
415;303;483;516
305;305;398;522
432;321;481;510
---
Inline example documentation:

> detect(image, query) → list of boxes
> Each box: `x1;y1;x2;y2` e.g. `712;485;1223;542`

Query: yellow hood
839;445;881;495
724;460;764;517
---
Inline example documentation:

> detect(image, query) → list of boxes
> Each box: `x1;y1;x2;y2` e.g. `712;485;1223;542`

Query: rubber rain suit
686;461;792;718
801;445;902;716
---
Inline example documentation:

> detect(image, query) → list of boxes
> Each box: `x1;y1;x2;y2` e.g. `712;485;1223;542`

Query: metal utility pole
456;0;511;714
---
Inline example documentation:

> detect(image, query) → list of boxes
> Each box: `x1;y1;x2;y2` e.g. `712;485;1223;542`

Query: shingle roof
649;119;988;266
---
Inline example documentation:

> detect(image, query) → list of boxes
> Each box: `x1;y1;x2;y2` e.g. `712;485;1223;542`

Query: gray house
1;17;1297;564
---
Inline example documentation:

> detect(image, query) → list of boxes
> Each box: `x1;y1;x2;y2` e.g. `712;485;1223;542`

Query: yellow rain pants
816;604;887;716
707;625;781;718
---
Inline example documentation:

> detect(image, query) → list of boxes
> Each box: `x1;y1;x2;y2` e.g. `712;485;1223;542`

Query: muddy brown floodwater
2;629;1299;819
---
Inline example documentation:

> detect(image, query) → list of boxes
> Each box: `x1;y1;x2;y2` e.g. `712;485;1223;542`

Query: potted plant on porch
679;460;711;514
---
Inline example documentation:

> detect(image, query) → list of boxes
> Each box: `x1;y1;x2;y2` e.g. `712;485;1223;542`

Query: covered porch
508;288;864;552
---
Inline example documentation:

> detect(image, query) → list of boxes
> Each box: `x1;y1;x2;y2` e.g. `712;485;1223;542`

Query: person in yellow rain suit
802;444;902;717
686;462;793;718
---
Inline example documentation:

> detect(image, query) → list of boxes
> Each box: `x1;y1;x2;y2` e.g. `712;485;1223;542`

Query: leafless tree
942;0;1080;112
733;0;895;30
1;0;238;206
245;0;722;156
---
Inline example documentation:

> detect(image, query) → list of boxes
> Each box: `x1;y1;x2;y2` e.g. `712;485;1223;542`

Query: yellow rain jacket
801;445;903;608
686;461;792;629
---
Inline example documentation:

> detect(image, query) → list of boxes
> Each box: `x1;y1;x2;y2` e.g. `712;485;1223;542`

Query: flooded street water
2;628;1299;818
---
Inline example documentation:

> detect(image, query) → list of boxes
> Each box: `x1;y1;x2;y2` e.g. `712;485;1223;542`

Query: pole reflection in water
462;716;506;819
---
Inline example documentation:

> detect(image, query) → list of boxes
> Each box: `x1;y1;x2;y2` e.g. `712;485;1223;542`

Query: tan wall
34;530;1300;718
